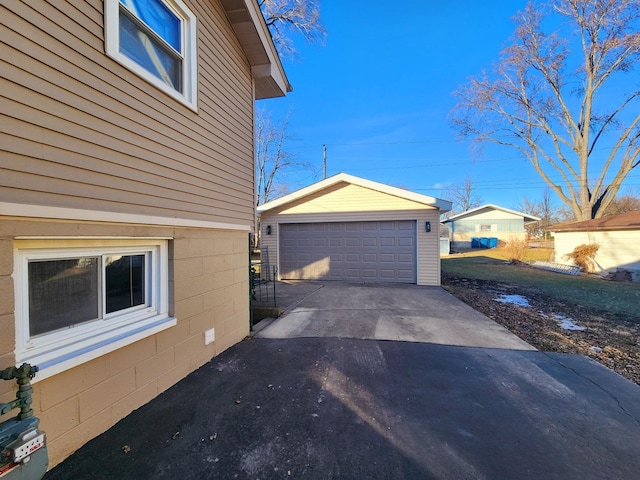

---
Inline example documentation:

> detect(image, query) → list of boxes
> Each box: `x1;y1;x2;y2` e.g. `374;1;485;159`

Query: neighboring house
549;210;640;281
440;224;451;256
257;173;452;286
0;0;288;467
442;204;540;248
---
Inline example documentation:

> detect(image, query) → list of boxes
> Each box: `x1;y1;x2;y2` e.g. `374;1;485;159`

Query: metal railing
249;244;277;329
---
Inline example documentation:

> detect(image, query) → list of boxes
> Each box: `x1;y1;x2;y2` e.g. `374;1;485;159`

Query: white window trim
104;0;198;111
14;239;176;382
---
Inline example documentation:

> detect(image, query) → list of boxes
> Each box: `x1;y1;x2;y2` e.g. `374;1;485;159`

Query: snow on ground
493;296;587;331
494;294;531;307
554;314;586;331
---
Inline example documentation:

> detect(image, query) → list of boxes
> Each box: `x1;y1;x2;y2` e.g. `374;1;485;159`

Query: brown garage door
280;221;416;283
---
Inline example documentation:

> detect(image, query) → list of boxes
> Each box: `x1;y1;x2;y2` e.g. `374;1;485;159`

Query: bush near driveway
441;251;640;385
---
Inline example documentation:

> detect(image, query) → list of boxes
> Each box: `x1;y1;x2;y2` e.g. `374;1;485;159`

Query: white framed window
14;239;176;381
104;0;198;110
477;224;498;233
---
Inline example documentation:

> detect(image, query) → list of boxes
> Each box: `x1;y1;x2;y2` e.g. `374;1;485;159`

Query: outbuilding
549;210;640;281
257;173;452;286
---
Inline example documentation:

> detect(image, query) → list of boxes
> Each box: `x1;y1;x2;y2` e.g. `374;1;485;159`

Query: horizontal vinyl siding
554;230;640;273
275;183;430;214
0;0;254;225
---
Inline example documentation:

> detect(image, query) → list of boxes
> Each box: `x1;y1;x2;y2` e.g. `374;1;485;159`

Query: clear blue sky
260;1;636;211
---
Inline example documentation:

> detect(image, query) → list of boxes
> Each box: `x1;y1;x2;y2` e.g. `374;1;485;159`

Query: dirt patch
442;270;640;386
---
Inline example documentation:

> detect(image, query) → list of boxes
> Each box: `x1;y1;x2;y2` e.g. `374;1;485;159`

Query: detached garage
257;173;452;286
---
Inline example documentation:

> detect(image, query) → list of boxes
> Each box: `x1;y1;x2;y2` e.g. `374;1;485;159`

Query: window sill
19;315;177;383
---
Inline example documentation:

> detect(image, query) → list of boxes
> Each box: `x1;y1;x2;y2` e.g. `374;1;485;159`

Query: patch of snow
539;312;549;318
590;346;603;353
554;314;585;331
494;294;530;307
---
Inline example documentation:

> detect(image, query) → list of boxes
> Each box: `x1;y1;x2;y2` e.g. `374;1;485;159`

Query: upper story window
105;0;198;110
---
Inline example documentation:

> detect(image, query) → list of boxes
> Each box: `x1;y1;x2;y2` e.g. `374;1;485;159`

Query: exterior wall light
266;225;272;235
425;222;431;233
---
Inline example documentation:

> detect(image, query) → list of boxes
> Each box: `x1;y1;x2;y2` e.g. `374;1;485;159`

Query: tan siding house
258;174;451;286
1;0;288;468
550;210;640;281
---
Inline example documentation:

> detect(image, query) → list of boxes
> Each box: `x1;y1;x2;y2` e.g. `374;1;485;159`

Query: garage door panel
379;253;395;262
380;237;397;247
397;269;415;279
362;269;378;278
398;237;414;247
280;221;416;283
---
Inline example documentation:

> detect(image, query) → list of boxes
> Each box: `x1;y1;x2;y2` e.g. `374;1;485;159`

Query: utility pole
322;144;326;179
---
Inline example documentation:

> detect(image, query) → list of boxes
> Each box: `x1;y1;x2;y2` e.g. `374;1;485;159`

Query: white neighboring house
549;210;640;281
442;204;540;249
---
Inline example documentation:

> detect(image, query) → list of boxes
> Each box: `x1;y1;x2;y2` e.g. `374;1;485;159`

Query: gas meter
0;364;48;480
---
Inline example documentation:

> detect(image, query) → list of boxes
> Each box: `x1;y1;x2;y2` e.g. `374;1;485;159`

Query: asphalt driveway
45;282;640;479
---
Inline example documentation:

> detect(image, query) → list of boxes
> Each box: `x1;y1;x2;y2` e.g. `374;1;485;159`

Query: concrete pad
257;282;535;350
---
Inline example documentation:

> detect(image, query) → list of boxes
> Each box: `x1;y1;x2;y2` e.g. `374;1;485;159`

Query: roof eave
443;204;540;223
257;173;452;214
220;0;292;99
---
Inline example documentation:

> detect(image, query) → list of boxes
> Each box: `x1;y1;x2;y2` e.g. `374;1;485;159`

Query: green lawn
441;249;640;318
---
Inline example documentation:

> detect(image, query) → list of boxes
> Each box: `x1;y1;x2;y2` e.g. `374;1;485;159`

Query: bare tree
255;107;295;207
517;188;559;238
444;175;483;215
452;0;640;220
602;188;640;215
259;0;326;58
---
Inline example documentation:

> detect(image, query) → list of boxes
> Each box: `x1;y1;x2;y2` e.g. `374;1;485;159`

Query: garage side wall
259;184;442;285
554;230;640;280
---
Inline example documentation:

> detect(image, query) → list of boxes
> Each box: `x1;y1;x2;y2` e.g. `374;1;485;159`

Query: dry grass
441;248;640;385
564;243;599;273
501;236;528;262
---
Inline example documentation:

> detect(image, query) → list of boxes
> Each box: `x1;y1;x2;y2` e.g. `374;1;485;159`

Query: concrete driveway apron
256;282;534;349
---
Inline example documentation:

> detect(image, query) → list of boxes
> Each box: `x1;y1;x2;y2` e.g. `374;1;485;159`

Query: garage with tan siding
258;173;452;286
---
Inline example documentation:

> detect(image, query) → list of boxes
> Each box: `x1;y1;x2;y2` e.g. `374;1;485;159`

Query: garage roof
549;210;640;232
257;173;452;213
442;204;540;224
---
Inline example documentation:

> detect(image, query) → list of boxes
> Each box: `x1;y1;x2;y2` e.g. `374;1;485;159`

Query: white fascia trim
243;0;290;94
443;203;541;222
257;173;452;213
1;202;250;231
